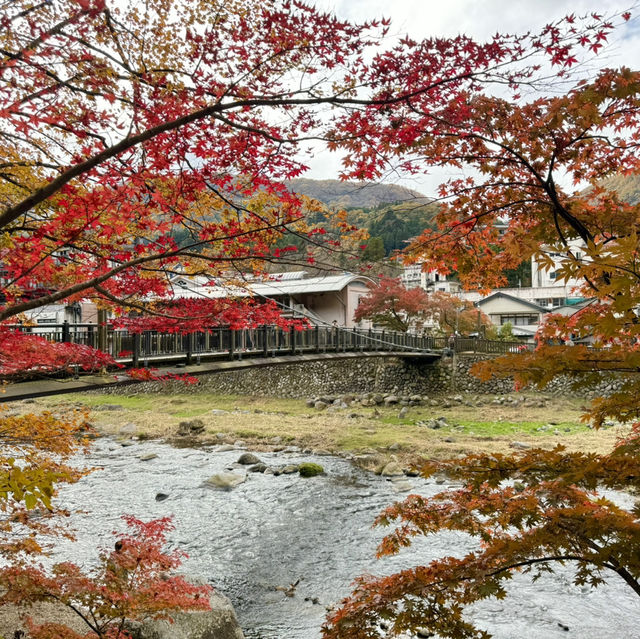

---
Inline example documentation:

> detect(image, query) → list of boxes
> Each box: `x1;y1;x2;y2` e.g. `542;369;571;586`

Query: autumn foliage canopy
353;278;492;335
0;0;620;331
324;8;640;639
3;1;640;638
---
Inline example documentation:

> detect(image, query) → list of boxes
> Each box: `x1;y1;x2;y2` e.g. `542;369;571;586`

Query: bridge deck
0;350;441;403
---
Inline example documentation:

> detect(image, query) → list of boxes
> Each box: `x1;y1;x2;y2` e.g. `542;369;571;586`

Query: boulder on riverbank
380;461;404;477
0;590;245;639
178;419;206;436
135;588;244;639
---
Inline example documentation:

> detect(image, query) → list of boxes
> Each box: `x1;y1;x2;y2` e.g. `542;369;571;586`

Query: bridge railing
4;323;532;367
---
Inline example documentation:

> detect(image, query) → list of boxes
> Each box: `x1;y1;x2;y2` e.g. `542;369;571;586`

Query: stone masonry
107;354;626;399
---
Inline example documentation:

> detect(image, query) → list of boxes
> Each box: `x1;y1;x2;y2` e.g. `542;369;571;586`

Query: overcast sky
303;0;640;196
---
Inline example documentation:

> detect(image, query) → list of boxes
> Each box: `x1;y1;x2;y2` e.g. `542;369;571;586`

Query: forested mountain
287;178;429;209
599;172;640;204
287;178;437;257
349;201;438;255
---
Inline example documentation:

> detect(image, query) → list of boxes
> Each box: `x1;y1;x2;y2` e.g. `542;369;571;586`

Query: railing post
62;320;70;343
228;328;235;360
315;325;320;353
451;336;457;392
97;309;108;353
186;332;193;365
263;325;269;358
132;332;140;368
290;326;296;355
144;331;151;362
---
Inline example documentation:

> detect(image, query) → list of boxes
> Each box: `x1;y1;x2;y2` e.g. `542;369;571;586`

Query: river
53;438;639;638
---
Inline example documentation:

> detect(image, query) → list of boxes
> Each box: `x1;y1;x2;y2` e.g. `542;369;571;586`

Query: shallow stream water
54;438;639;638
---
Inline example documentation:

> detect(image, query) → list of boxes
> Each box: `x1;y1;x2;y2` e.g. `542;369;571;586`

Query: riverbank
2;425;636;639
19;390;626;468
1;391;634;638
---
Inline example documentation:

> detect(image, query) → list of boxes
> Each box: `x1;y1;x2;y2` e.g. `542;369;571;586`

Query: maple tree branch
482;553;640;592
0;252;168;321
0;205;330;319
2;1;52;24
0;9;89;70
0;54;540;231
42;593;101;635
465;131;595;245
92;285;237;322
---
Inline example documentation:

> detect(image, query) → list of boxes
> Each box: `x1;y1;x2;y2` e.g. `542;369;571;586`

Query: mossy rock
298;462;324;478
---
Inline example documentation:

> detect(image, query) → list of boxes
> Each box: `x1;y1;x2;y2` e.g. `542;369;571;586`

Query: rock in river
237;452;262;465
298;462;324;478
249;463;268;473
205;472;247;490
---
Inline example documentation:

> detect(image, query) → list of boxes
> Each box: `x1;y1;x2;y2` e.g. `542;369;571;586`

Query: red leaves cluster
0;328;118;379
0;0;382;324
127;368;199;385
325;446;640;639
111;298;308;333
354;278;491;335
353;277;430;332
0;516;212;638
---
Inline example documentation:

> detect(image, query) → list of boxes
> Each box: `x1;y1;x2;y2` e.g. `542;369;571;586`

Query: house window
499;314;539;326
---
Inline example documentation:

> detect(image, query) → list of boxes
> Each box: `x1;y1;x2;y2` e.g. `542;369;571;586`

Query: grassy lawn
22;390;626;465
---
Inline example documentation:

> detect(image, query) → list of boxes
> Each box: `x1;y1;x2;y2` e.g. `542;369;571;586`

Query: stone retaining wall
108;354;627;399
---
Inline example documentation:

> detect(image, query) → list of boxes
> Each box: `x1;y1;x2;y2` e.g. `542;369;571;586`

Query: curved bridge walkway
1;324;528;402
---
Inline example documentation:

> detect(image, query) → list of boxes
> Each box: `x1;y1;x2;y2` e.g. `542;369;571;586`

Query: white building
461;284;585;309
476;292;549;340
462;240;588;310
400;263;460;294
22;304;78;326
167;271;375;328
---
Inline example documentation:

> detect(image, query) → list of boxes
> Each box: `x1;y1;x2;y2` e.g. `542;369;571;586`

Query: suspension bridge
0;323;529;401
